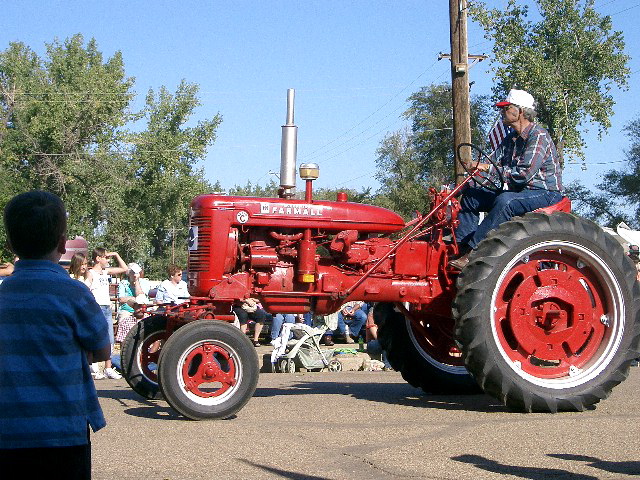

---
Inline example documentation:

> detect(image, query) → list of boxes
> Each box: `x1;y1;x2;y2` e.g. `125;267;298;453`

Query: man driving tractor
450;88;564;269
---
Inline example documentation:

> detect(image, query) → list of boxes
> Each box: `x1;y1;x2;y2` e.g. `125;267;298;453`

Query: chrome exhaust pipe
279;88;297;198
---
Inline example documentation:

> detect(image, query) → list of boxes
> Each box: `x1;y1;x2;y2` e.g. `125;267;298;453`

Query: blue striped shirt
488;123;563;192
0;260;109;449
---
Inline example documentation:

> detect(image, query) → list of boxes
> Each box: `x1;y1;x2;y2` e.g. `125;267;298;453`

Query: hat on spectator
128;262;143;275
496;89;535;110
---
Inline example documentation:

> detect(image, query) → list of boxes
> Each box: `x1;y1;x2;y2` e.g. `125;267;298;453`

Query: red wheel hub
494;252;607;378
409;313;465;367
181;342;237;398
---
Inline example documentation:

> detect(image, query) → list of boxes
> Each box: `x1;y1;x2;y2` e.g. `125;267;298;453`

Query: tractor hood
191;194;406;234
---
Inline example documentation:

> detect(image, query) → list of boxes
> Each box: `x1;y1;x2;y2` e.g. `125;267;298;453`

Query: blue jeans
270;314;296;340
100;305;114;347
456;187;563;250
302;313;313;326
328;308;367;339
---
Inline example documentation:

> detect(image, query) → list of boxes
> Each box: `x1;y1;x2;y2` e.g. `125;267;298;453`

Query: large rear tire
120;315;168;399
158;320;259;420
374;303;480;394
453;212;640;412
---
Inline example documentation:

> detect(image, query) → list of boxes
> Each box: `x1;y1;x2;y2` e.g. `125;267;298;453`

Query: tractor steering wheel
456;142;505;192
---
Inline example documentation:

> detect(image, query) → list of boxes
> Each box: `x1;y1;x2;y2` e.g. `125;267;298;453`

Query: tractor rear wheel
120;315;168;399
158;320;259;420
453;212;640;412
374;303;480;394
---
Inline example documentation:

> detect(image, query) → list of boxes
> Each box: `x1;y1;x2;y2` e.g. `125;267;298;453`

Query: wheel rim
286;359;295;373
176;339;242;405
136;331;165;382
406;315;468;374
328;360;342;372
490;241;625;389
279;358;294;373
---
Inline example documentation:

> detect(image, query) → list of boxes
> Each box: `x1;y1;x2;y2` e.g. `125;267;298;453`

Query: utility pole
449;0;471;184
443;2;487;183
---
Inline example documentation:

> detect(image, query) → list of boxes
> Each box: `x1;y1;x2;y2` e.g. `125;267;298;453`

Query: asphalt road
92;367;640;480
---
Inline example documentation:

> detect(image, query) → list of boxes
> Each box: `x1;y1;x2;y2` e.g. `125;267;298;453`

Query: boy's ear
57;235;67;255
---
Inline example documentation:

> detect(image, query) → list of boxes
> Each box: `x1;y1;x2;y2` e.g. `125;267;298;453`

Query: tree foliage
0;35;220;274
569;116;640;229
228;179;279;198
470;0;630;160
375;84;492;217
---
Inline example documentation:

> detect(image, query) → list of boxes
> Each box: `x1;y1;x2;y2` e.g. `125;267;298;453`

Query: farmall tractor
120;90;640;420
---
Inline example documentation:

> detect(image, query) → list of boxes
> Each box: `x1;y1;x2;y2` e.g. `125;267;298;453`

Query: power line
299;60;442;162
6;149;186;157
334;169;378;187
566;159;627;166
609;3;640;15
301;66;451;166
594;0;624;8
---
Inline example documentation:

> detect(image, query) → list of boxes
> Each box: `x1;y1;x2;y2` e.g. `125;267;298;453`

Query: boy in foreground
0;191;111;479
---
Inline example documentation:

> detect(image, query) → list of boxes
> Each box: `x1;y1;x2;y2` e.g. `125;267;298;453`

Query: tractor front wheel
453;212;640;412
157;320;259;420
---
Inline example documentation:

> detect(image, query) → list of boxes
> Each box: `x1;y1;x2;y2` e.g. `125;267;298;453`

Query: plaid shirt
487;123;563;192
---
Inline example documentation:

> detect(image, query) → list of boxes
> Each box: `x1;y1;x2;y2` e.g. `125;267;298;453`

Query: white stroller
270;312;341;373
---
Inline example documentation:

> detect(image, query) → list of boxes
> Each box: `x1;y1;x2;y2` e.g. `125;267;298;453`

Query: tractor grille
188;213;212;272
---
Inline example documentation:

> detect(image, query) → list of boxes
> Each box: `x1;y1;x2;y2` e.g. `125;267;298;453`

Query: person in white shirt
155;264;189;305
86;247;128;379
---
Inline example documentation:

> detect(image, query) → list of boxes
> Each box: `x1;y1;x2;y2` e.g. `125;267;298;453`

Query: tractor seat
534;196;571;214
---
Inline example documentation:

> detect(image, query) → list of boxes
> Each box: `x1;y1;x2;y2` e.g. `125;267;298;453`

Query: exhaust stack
279;89;297;198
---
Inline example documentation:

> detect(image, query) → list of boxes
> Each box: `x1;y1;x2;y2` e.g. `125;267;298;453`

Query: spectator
322;301;367;345
115;263;149;344
0;190;110;479
0;259;14;277
269;313;297;345
155;264;189;304
86;247;128;379
69;252;90;285
363;303;391;368
232;298;267;347
0;259;14;286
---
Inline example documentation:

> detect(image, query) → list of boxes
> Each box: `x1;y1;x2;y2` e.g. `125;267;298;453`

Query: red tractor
120;92;640;420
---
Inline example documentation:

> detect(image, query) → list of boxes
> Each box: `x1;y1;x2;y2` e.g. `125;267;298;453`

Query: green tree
569;116;640;228
375;128;426;216
0;35;135;259
312;186;372;203
107;81;222;275
470;0;630;161
404;84;492;186
0;35;221;273
375;84;492;217
228;179;279;197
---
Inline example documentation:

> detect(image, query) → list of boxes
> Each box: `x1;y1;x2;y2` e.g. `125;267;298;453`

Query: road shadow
451;454;599;479
254;380;507;413
236;458;330;479
97;388;181;420
548;453;640;476
99;378;508;419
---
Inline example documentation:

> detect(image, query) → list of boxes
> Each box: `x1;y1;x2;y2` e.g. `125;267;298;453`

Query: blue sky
2;1;638;198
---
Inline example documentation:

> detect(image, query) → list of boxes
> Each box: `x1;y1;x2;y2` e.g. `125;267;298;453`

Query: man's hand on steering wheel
456;142;504;192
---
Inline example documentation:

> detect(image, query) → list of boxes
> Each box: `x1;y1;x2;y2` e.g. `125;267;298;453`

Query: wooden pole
449;0;471;184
